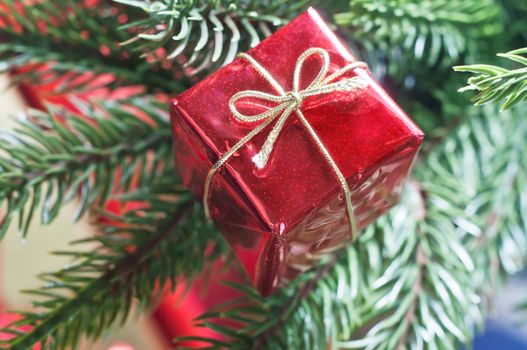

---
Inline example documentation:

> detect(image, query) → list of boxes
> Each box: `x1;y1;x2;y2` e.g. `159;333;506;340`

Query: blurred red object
0;313;28;344
0;287;40;349
154;260;248;348
14;64;144;114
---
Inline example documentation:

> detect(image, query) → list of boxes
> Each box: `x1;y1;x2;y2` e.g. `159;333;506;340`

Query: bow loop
229;90;290;123
293;48;330;92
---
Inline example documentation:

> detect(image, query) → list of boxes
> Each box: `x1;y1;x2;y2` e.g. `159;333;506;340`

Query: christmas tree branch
334;0;502;71
252;255;338;349
0;0;190;92
6;202;191;350
190;106;527;349
454;47;527;110
0;178;225;350
115;0;308;76
331;0;505;141
0;98;172;239
0;43;185;93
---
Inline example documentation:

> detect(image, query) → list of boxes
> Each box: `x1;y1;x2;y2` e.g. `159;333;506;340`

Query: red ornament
170;8;423;294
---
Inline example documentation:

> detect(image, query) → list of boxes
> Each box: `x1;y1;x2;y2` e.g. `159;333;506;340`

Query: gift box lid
170;8;423;233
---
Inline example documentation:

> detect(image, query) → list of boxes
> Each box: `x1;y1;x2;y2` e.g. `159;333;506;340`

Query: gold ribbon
203;47;369;236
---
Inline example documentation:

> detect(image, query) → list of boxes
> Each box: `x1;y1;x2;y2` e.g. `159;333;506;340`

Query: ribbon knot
204;47;370;237
286;91;304;108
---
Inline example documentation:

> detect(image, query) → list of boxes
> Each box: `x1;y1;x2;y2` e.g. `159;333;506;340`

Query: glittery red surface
170;8;424;294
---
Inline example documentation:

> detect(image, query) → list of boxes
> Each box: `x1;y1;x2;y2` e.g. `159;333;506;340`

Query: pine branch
0;98;172;239
0;0;190;92
334;0;503;74
187;106;527;349
116;0;308;77
0;177;226;350
332;0;507;141
454;47;527;110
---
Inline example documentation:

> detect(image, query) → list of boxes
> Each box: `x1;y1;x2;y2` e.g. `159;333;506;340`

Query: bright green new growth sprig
455;48;527;110
0;0;526;349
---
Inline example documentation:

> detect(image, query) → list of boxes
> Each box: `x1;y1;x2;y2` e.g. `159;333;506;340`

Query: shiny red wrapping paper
170;8;424;294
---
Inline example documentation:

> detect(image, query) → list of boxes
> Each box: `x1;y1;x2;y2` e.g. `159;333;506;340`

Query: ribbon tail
251;151;270;170
252;105;295;169
203;112;279;220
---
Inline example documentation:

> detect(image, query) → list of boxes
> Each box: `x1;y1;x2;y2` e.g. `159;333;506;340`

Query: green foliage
115;0;308;77
499;0;527;46
334;0;503;74
0;0;189;92
186;106;527;349
0;178;226;350
333;0;505;139
0;98;172;239
455;48;527;110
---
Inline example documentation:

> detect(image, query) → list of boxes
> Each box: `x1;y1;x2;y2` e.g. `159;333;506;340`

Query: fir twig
0;98;172;239
334;0;502;73
116;0;308;76
0;180;225;349
0;0;190;92
454;47;527;110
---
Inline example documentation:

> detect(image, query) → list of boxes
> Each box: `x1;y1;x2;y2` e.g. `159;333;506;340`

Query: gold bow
203;47;369;236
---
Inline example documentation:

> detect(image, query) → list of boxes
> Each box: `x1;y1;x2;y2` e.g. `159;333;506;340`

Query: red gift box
170;8;423;294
